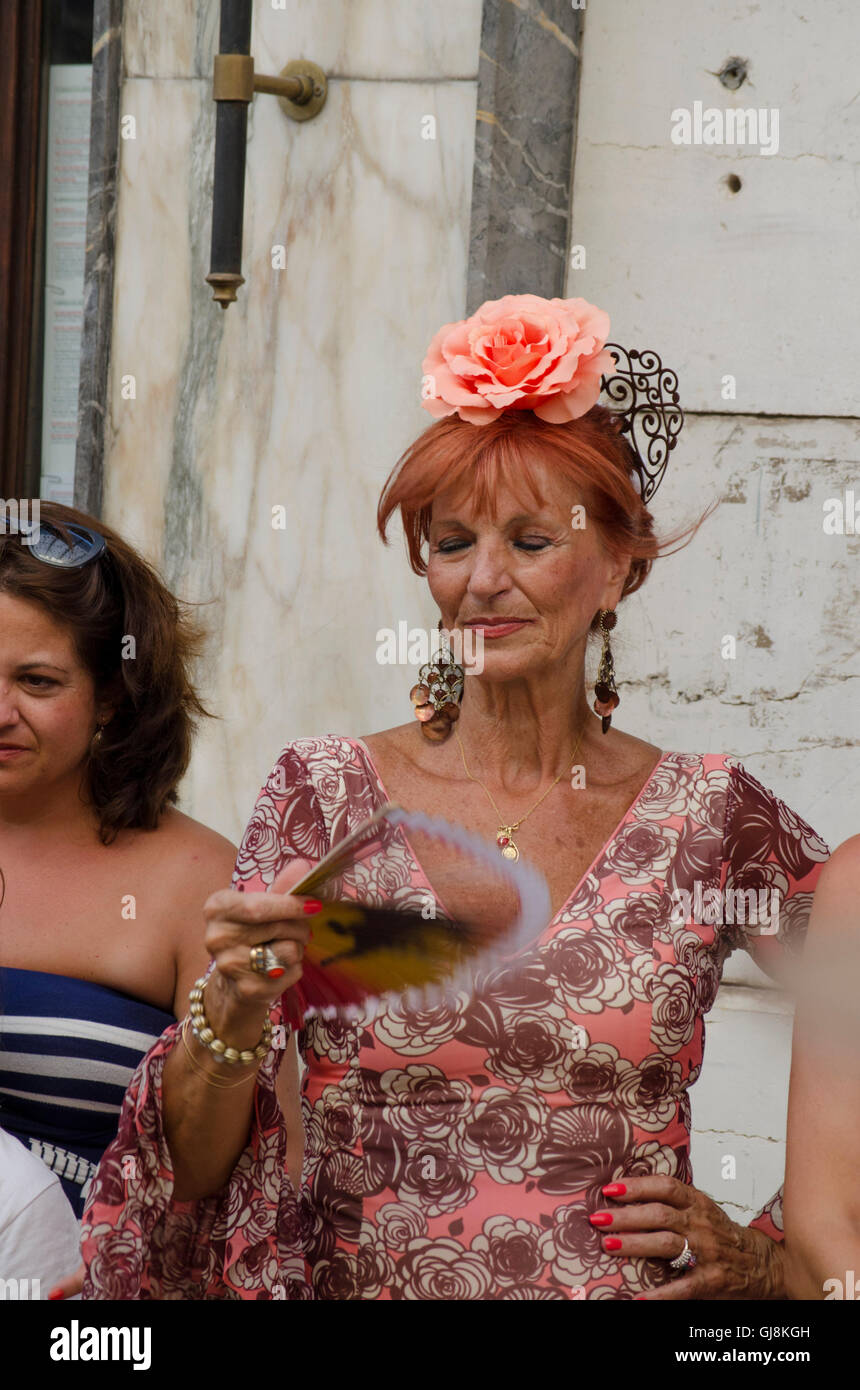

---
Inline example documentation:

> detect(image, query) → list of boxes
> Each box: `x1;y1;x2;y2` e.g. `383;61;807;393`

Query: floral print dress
81;737;828;1300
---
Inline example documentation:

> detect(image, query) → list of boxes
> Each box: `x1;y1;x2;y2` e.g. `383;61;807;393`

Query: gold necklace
454;724;586;861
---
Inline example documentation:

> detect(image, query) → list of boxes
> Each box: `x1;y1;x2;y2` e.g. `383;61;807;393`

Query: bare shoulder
142;810;239;1009
606;727;662;764
827;834;860;871
150;804;236;855
588;726;663;787
140;806;237;896
357;723;417;764
810;835;860;928
358;724;414;750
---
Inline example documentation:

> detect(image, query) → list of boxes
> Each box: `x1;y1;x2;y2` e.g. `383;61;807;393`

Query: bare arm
279;1027;305;1191
783;838;860;1298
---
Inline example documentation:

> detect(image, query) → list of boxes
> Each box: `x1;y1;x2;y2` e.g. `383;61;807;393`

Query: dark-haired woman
83;295;828;1300
0;504;236;1270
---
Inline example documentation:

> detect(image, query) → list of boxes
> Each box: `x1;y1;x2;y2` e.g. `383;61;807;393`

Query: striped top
0;968;174;1218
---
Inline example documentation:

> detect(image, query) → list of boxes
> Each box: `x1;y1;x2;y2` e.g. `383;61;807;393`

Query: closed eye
435;537;552;554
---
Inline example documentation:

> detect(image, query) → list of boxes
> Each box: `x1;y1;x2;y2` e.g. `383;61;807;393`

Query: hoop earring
409;619;464;743
593;610;620;734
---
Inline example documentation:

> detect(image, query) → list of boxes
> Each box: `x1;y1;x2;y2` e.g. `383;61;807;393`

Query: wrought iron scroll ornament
599;344;684;504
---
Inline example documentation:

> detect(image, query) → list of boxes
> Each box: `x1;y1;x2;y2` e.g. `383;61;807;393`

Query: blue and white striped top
0;968;175;1218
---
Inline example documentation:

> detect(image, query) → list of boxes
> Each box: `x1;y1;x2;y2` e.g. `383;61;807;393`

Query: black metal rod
208;0;253;278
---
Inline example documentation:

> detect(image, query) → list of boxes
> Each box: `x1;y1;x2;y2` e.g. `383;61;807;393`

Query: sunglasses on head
0;520;106;571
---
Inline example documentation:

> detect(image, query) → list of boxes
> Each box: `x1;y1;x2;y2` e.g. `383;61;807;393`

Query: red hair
377;406;705;607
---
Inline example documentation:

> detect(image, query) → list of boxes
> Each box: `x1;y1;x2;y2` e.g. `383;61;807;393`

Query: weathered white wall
569;0;860;1218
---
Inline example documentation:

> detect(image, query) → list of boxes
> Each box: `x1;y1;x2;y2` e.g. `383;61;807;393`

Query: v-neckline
348;736;669;929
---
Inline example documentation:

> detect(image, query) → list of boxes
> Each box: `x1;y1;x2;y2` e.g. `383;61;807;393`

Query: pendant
496;827;520;861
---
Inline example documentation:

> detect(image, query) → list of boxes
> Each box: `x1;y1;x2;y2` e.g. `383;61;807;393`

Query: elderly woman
82;296;828;1300
0;502;235;1291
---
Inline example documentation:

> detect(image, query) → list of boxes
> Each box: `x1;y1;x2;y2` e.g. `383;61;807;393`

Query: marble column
100;1;483;840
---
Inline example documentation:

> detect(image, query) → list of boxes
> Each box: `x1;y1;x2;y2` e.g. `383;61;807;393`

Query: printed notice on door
40;64;92;504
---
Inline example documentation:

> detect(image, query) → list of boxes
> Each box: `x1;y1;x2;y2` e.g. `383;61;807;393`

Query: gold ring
249;944;286;979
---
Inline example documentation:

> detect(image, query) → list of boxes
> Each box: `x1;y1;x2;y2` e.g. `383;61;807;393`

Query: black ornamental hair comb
600;344;685;503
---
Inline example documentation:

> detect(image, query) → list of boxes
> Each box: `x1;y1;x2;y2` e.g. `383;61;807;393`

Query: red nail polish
266;967;286;979
635;1295;647;1301
589;1212;613;1227
603;1237;622;1251
302;899;322;915
48;1289;65;1301
602;1182;627;1196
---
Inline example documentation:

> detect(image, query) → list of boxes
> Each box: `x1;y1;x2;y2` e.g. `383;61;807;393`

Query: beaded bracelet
188;974;272;1064
180;1018;259;1088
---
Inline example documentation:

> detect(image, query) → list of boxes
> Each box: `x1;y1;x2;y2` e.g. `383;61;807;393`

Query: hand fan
279;802;551;1024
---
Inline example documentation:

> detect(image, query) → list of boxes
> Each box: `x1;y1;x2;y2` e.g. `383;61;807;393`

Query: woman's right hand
48;1261;85;1301
200;858;318;1049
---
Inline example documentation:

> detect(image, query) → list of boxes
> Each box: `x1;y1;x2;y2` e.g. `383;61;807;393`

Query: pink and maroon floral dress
81;737;828;1299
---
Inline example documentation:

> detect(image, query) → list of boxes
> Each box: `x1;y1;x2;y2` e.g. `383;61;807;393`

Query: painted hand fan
281;802;551;1024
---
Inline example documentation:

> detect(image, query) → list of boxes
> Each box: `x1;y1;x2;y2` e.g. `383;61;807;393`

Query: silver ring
668;1237;697;1272
249;944;284;978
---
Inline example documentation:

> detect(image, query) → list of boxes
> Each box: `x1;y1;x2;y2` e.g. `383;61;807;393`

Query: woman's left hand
590;1176;785;1300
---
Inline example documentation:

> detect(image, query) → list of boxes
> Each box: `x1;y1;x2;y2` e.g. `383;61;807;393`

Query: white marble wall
569;0;860;1217
106;0;482;841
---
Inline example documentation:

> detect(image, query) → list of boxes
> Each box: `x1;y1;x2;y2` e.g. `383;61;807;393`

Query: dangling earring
410;619;464;743
593;609;620;734
90;720;108;756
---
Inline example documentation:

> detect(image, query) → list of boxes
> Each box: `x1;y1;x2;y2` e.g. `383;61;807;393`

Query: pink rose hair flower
420;293;617;426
